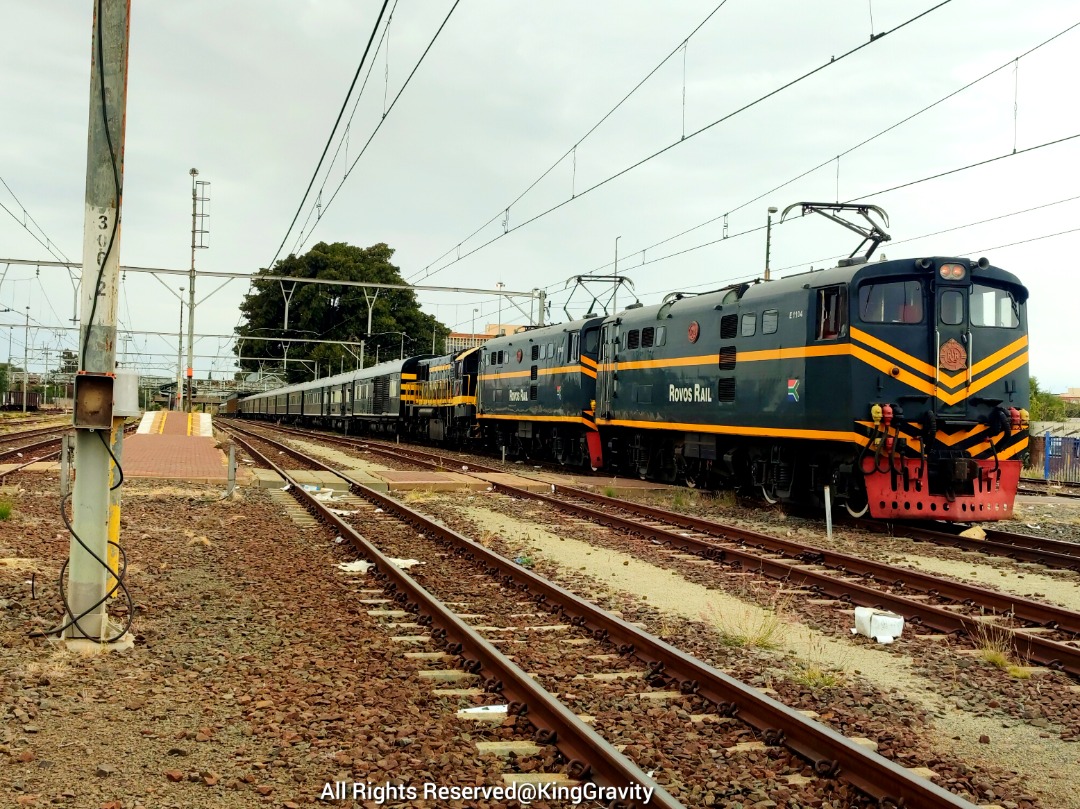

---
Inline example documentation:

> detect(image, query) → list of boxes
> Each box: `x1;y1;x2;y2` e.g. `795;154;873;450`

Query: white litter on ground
851;607;905;644
335;557;423;575
458;704;507;716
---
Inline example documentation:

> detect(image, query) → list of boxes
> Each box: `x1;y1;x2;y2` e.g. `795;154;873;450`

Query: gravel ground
0;475;551;809
413;492;1079;808
272;429;1080;808
6;421;1076;809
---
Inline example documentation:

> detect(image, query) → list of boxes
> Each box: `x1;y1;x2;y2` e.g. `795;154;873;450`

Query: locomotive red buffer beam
864;457;1020;521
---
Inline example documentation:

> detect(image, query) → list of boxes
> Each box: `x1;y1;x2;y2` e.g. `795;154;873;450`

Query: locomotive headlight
939;263;966;280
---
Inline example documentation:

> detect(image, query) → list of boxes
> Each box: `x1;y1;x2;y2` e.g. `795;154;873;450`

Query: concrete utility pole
496;281;505;335
613;237;621;315
68;0;130;644
176;287;184;410
22;306;29;413
186;168;209;412
765;206;778;281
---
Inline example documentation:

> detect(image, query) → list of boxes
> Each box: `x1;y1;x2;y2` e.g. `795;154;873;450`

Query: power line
576;19;1080;278
848;131;1080;201
770;193;1080;275
0;174;74;266
609;222;1080;311
289;0;401;256
408;0;734;282
413;0;954;284
546;130;1080;291
958;226;1080;256
294;0;461;253
263;0;392;275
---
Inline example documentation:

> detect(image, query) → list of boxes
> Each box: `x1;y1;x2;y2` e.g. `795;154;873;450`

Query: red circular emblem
516;349;523;363
687;321;700;343
938;339;967;372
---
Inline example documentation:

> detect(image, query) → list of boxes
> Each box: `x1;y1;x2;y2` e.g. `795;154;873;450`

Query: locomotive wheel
844;487;869;518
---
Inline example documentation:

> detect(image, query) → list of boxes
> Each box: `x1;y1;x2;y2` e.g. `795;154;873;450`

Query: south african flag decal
787;378;800;402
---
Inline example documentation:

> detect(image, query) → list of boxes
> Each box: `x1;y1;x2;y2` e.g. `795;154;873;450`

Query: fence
1027;434;1080;482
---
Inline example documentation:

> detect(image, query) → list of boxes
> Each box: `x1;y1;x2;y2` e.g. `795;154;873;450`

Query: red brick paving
122;434;227;482
158;411;190;436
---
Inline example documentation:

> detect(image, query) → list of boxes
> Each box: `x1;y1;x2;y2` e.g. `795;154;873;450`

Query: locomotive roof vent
624;302;644;310
837;256;868;267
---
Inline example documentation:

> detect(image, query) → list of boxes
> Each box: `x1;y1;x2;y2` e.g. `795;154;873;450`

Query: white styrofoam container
851;607;905;644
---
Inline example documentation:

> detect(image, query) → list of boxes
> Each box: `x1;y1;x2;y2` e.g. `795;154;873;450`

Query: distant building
444;323;517;353
1058;387;1080;404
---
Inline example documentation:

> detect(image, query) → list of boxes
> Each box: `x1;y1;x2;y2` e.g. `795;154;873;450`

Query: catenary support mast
67;0;130;642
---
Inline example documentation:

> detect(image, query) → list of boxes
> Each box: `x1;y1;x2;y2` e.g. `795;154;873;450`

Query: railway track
221;420;979;808
0;424;72;456
0;422;138;479
875;520;1080;571
1018;476;1080;499
236;422;1080;679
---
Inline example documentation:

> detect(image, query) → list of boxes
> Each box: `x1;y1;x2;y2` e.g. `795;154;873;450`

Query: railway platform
121;411;229;483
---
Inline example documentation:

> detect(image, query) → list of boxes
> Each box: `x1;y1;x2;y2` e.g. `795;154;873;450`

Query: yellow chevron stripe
850;327;935;378
936;352;1028;406
850;345;936;396
996;436;1029;460
580;355;597;369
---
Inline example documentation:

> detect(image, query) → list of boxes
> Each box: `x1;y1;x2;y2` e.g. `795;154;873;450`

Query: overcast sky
1;0;1078;391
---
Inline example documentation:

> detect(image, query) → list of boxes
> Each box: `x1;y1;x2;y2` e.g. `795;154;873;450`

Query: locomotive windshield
970;283;1020;328
858;279;924;324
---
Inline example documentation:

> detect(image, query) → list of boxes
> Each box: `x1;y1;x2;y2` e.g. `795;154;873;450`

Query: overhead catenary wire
288;0;401;257
293;0;461;254
543;130;1080;299
262;0;392;277
413;0;955;285
564;17;1080;281
408;0;734;283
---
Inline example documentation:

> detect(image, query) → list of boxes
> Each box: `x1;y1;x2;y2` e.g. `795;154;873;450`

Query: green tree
1029;376;1066;422
234;242;449;383
0;363;8;396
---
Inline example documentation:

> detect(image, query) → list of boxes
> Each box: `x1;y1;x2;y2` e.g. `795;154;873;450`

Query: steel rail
0;434;70;463
301;434;1080;636
880;521;1080;569
223;421;978;808
539;485;1080;634
307;435;1080;674
218;424;683;809
0;422;137;482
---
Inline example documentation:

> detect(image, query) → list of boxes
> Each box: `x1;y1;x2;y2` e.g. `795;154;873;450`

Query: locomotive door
596;322;618;419
935;281;969;411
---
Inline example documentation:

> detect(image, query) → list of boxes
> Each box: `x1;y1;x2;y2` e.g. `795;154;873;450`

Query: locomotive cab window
741;313;756;337
762;309;778;334
971;284;1019;328
583;327;600;355
940;290;964;326
859;280;923;324
816;286;847;340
